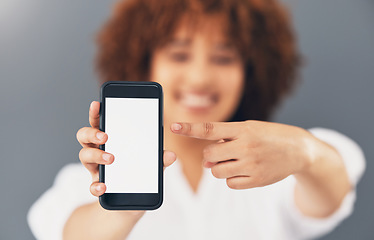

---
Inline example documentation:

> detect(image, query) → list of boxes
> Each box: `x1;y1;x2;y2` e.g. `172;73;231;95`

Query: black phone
99;81;163;210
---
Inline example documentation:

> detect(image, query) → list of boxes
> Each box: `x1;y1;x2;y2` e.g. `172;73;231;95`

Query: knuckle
245;149;260;165
243;120;253;132
90;183;97;195
252;155;261;166
76;127;86;141
88;149;97;161
243;137;259;150
92;129;100;141
78;148;86;161
76;129;81;141
202;122;214;137
245;120;256;126
80;148;95;162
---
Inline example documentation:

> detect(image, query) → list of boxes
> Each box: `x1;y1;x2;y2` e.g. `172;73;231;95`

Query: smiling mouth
177;91;218;111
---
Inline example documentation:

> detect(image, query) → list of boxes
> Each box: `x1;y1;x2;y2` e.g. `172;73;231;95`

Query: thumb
163;150;177;170
89;101;101;129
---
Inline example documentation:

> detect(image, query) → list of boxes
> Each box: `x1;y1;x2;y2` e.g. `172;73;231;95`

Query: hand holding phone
99;81;165;210
76;82;176;211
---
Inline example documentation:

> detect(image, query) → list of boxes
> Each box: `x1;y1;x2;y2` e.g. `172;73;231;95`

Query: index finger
89;101;100;129
170;122;239;140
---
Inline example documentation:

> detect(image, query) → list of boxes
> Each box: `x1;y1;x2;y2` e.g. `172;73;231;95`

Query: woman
28;0;365;239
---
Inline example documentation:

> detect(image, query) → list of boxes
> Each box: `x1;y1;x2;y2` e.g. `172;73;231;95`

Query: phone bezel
99;81;163;210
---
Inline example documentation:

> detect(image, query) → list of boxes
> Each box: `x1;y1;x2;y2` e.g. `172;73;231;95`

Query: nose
184;55;214;90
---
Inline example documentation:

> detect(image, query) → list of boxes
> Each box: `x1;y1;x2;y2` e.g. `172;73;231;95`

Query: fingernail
102;153;112;162
96;132;105;140
96;185;102;192
172;123;182;131
90;102;94;111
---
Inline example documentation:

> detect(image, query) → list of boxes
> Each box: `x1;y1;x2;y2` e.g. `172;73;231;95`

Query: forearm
63;200;143;240
294;133;351;218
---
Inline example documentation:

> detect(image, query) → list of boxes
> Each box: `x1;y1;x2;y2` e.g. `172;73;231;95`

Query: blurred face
150;16;245;124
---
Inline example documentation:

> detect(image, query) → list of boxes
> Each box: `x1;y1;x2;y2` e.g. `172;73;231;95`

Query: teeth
180;93;214;108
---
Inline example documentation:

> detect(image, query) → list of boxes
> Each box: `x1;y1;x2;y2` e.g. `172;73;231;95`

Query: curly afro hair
96;0;300;121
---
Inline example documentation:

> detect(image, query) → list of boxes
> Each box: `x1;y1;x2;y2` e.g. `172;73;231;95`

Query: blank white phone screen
105;97;159;193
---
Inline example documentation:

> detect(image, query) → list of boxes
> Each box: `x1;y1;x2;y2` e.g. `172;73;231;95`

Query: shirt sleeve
27;163;97;240
280;127;366;240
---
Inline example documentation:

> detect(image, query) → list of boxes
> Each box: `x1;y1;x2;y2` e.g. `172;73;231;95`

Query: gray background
0;0;373;239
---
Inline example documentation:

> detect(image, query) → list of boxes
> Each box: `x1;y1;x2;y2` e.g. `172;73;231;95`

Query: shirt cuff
282;176;355;239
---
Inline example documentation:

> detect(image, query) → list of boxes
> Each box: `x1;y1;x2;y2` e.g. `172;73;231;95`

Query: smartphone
99;81;163;210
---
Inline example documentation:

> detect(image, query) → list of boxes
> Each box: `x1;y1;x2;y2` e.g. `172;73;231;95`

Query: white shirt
28;128;365;240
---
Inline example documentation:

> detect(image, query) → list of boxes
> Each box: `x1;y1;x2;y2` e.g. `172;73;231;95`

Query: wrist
121;210;146;222
294;129;343;178
294;129;321;176
96;200;145;223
